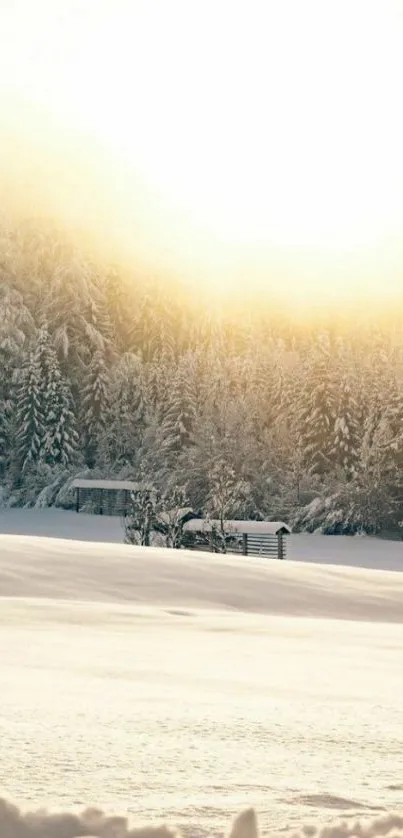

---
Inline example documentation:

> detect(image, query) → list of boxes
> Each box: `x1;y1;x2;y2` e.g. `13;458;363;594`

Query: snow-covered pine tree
130;284;171;363
0;285;33;476
372;376;403;523
99;353;147;469
160;353;197;457
16;324;59;474
105;266;133;353
85;274;115;360
15;346;45;475
34;239;112;394
0;399;8;476
358;333;390;450
351;410;398;532
15;323;78;474
81;349;109;467
384;376;403;463
332;375;361;479
42;349;79;467
297;334;337;476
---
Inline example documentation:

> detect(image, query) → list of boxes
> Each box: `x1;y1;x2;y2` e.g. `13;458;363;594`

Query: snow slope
1;533;403;622
1;523;403;836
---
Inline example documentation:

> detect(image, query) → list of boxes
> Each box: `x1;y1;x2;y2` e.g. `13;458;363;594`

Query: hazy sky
1;0;403;305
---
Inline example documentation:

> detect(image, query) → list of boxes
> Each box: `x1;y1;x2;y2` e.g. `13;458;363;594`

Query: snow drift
1;533;403;622
1;534;402;832
1;800;403;838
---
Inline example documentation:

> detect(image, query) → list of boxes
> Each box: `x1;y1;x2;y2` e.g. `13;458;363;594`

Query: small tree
124;488;157;546
157;486;192;548
205;460;248;552
124;485;191;548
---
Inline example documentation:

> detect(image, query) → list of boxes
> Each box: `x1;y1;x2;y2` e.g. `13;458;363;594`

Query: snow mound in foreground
1;534;403;622
1;800;403;838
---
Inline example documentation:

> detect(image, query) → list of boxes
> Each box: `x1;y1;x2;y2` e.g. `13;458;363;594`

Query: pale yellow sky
1;0;403;305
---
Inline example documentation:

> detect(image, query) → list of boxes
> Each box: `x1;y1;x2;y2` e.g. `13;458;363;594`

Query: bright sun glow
1;0;403;304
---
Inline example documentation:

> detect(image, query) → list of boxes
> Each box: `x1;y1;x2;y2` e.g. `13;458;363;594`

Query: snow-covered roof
72;479;141;491
183;519;291;535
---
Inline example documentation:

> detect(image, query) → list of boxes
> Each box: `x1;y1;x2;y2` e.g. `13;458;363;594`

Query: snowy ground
0;510;402;838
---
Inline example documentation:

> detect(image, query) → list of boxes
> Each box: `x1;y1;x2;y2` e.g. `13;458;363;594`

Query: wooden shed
72;479;141;516
182;519;291;559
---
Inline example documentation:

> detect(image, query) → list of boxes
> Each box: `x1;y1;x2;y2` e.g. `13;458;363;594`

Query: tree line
1;216;403;535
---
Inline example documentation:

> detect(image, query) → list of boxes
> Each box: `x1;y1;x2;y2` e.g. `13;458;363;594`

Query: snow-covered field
1;507;403;571
0;510;403;838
